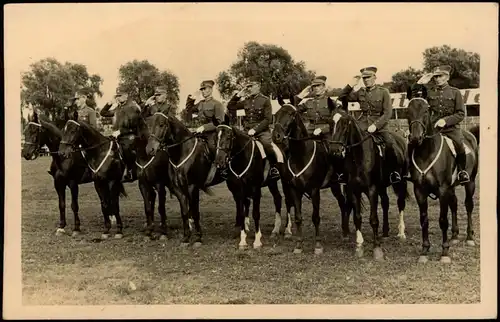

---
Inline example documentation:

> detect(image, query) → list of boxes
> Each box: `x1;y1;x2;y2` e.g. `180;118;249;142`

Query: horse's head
328;108;352;158
59;111;83;159
146;111;171;156
22;108;43;160
272;104;298;149
117;103;145;152
214;124;234;169
406;84;430;146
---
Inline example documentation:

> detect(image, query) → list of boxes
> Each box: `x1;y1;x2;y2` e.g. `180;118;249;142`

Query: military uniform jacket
426;84;465;132
185;96;225;131
227;93;272;134
296;94;335;132
338;84;392;130
100;98;142;131
77;105;97;128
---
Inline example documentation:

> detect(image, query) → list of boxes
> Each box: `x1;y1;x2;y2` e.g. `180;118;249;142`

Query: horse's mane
36;114;63;137
276;104;308;137
167;114;193;137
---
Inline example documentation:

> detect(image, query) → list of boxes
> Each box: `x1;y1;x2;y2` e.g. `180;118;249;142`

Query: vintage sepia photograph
3;2;498;319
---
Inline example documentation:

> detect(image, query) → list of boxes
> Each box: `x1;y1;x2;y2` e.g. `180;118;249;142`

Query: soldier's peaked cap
115;88;128;96
360;66;377;77
154;86;168;94
199;80;215;90
311;75;327;86
432;65;452;76
245;76;262;86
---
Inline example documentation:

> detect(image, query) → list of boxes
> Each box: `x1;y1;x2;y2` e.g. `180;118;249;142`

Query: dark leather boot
456;152;470;184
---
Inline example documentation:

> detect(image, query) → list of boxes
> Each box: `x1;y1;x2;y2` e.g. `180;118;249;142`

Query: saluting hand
349;76;362;88
145;96;156;106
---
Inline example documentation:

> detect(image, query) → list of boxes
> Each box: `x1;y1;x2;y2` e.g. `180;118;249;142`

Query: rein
216;124;256;179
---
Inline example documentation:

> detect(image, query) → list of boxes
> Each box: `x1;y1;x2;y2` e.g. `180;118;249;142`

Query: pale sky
4;3;495;111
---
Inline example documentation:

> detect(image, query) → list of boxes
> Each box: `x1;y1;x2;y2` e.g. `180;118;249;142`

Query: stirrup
458;170;470;184
390;171;401;184
269;167;280;179
337;173;346;185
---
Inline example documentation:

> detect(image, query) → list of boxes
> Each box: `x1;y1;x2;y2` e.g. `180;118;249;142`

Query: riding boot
456;152;470;184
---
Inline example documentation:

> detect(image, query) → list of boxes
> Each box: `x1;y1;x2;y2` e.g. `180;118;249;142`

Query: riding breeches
255;130;277;164
442;129;466;155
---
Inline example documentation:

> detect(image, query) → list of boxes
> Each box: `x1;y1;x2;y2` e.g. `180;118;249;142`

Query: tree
422;45;479;89
117;59;180;108
216;41;316;100
390;67;424;93
21;58;103;122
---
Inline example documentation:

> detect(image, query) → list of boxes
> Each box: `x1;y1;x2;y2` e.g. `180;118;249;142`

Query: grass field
21;157;480;305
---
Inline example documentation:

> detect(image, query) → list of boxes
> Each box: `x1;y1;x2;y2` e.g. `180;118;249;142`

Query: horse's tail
468;124;480;145
118;182;128;198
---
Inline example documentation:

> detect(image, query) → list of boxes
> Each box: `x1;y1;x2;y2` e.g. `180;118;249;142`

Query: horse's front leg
449;188;460;245
232;193;247;249
291;188;304;254
394;180;408;241
369;186;384;261
330;183;350;240
311;188;323;255
54;177;67;236
252;188;263;249
69;181;81;237
173;186;191;246
94;180;112;239
109;181;124;238
139;180;155;240
190;187;203;247
439;186;452;263
157;184;168;240
379;188;390;238
350;189;364;258
464;180;476;246
282;181;294;240
267;180;283;242
415;185;430;263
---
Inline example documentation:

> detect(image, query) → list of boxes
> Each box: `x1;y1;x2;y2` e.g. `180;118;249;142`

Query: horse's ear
406;85;413;100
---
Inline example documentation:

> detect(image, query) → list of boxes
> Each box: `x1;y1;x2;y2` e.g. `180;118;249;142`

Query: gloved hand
145;96;156;106
112;130;121;138
248;129;256;136
417;73;434;85
196;126;205;133
349;75;362;87
107;98;116;106
434;119;446;128
297;85;312;99
367;124;377;133
313;128;322;136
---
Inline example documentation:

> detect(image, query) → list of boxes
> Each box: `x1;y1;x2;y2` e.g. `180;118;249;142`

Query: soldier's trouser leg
256;131;281;178
445;130;470;183
120;143;137;183
380;131;403;183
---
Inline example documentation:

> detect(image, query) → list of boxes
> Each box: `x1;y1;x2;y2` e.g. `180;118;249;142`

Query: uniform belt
362;111;381;116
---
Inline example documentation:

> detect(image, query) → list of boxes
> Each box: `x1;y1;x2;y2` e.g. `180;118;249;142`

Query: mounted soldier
99;88;142;183
69;91;97;128
143;85;177;118
410;64;470;184
184;79;226;184
226;76;282;180
337;66;405;184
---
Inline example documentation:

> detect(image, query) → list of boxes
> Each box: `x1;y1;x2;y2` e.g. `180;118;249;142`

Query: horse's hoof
450;239;460;246
314;247;323;255
355;247;364;258
373;247;384;261
101;233;109;240
193;242;202;248
398;234;407;241
55;228;66;236
253;242;263;249
418;255;428;263
159;235;168;241
71;231;80;238
466;240;475;247
238;244;248;250
114;233;123;239
293;248;302;254
180;242;190;248
440;256;452;264
270;232;279;240
284;233;293;240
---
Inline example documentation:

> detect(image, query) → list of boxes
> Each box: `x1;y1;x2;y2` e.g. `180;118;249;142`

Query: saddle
370;132;386;158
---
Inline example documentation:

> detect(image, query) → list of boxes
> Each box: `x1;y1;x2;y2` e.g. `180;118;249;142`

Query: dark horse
271;103;351;254
328;107;409;260
22;108;93;236
214;124;291;249
58;112;127;239
146;110;228;246
120;105;171;241
406;86;479;264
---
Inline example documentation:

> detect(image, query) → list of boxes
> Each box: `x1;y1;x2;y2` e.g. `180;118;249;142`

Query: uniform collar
436;83;449;90
248;92;260;99
202;96;213;102
365;84;376;92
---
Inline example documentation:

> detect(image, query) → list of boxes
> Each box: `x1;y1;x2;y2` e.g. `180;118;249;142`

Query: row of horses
22;87;479;263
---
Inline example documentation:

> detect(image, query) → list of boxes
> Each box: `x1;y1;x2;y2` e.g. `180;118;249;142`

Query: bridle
216;124;254;161
148;112;197;150
327;110;377;154
407;97;444;140
23;121;42;146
